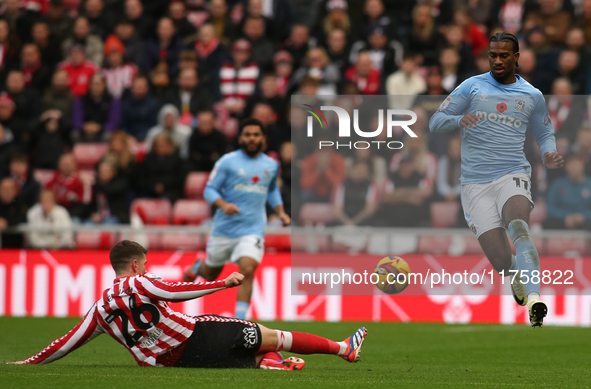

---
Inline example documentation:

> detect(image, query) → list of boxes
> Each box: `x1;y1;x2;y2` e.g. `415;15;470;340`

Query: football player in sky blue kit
429;32;564;327
183;119;291;320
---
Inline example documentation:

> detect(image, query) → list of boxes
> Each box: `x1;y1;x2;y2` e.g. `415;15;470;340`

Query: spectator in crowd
453;7;488;59
544;153;591;230
245;73;287;126
345;146;388;187
0;19;20;80
83;0;114;40
546;78;587;143
325;28;350;73
124;0;153;40
582;0;591;45
87;160;130;225
168;1;197;39
355;23;398;78
188;110;227;171
193;23;230;88
219;39;260;115
46;153;92;220
146;104;192;160
21;43;53;92
386;53;427;110
72;73;121;143
273;50;294;97
0;177;26;248
99;131;137;178
120;76;160;142
316;0;351;45
442;24;475;76
284;24;311;70
0;123;18;175
62;16;104;66
58;44;99;97
278;141;297;219
163;67;213;126
0;93;23;148
113;18;143;65
30;110;71;170
439;46;468;93
42;69;74;119
206;0;238;46
101;35;137;98
7;153;40;208
515;49;538;83
357;0;392;42
242;16;274;70
140;17;184;76
436;135;462;203
524;0;571;47
331;160;379;226
178;50;211;93
380;154;433;227
553;50;585;94
46;0;74;44
406;4;442;66
389;112;438;188
6;70;41;146
300;143;346;203
345;50;381;95
135;132;187;203
290;47;340;95
250;101;287;153
27;189;74;249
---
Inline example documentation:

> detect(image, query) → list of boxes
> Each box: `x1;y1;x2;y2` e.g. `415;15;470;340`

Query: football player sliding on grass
10;240;366;370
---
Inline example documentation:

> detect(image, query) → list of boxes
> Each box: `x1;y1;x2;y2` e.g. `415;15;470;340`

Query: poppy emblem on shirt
497;102;507;113
251;175;260;184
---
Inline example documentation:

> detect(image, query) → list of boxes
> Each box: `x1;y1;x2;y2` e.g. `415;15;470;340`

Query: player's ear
514;52;520;67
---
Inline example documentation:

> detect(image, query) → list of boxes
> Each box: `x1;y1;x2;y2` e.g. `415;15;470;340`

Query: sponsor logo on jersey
438;96;452;112
515;98;525;112
474;111;523;128
243;327;258;348
234;183;268;194
479;94;488;101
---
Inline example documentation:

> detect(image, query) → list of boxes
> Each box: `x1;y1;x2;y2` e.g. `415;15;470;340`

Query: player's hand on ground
224;272;245;288
543;152;564;169
221;203;241;215
460;113;481;130
278;212;291;226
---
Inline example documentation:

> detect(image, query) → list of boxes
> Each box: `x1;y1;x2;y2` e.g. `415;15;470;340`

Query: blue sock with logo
508;219;540;298
235;301;250;320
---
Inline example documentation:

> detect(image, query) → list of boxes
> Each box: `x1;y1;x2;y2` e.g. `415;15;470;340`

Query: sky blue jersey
429;72;557;184
204;150;283;238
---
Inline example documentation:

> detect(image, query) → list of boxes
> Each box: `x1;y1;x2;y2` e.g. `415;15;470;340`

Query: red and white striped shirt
23;273;229;367
102;64;137;98
219;62;260;105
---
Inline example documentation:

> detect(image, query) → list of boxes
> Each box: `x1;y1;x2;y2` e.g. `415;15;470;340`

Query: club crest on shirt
263;169;270;180
515;98;525;112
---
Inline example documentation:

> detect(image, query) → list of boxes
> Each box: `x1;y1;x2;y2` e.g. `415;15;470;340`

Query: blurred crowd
0;0;590;248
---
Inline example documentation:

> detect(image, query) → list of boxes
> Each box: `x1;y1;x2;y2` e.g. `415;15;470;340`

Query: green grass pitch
1;317;591;388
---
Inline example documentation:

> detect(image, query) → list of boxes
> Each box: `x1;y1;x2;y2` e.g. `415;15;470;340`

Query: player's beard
241;141;263;157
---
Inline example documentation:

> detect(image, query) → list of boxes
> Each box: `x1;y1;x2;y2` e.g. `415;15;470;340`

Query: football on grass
374;256;411;295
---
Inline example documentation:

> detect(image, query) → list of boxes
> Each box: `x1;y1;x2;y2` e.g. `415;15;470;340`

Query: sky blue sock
235;301;249;320
508;219;540;297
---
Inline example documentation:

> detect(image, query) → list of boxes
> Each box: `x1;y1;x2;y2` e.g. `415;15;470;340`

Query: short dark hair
11;152;28;163
239;118;266;136
110;240;148;273
490;32;519;54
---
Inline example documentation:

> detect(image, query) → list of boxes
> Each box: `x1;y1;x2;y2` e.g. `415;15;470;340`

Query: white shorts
461;173;533;238
205;235;265;267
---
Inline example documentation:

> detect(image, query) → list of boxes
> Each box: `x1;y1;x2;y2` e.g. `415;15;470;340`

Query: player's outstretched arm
12;304;103;365
136;273;238;302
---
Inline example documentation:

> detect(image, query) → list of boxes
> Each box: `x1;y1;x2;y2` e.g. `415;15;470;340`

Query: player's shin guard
508;219;540;299
274;330;345;355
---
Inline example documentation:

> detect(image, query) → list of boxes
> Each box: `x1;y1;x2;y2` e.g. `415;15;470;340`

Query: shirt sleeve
266;163;283;209
135;275;227;302
203;157;229;204
23;303;104;365
530;94;557;166
429;80;473;133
